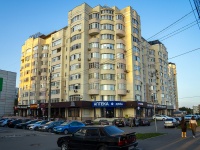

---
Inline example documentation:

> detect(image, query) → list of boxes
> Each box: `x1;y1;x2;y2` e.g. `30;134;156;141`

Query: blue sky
1;0;199;108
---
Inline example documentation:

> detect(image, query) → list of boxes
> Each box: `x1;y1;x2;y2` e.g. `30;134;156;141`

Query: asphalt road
0;121;199;150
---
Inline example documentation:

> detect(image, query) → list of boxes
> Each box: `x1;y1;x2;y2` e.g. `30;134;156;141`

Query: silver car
164;118;179;128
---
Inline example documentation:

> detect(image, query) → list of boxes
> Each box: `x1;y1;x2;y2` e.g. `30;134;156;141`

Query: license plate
128;146;134;150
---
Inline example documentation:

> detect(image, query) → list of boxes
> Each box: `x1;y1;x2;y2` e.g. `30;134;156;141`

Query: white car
152;114;167;121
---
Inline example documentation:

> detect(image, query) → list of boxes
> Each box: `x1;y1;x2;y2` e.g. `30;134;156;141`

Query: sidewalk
138;127;200;150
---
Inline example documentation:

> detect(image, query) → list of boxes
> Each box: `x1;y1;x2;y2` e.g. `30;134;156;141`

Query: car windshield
35;121;42;124
104;126;124;135
26;120;32;123
46;121;53;125
61;121;70;125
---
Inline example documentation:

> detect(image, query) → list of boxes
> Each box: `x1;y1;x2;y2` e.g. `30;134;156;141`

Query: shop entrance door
106;107;114;118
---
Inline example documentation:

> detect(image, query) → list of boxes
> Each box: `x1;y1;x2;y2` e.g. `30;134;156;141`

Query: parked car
0;119;13;127
125;118;139;127
164;118;179;128
98;120;109;125
112;119;125;127
153;114;167;121
138;119;150;126
174;117;182;125
28;120;49;130
57;125;138;150
38;121;64;132
184;115;193;122
15;120;38;129
82;120;94;126
53;121;85;134
8;119;23;128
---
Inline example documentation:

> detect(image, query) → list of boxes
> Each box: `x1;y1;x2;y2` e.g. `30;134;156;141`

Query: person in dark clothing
180;116;187;138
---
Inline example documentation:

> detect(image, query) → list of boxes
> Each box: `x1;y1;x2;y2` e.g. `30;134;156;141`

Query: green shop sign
0;78;3;91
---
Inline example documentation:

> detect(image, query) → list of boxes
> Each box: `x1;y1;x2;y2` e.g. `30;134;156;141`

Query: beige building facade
18;3;178;120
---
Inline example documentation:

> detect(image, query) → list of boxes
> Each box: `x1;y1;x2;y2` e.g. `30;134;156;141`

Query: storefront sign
30;104;38;109
70;101;75;107
92;101;125;108
17;105;28;109
157;105;167;109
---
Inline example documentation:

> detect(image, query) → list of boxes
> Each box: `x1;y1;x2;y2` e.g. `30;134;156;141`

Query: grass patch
136;133;165;140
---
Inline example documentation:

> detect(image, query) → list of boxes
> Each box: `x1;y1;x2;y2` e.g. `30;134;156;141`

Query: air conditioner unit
88;58;91;61
78;58;81;61
124;50;127;53
74;90;78;93
52;37;54;40
91;96;94;99
78;29;81;31
88;48;91;51
126;90;130;93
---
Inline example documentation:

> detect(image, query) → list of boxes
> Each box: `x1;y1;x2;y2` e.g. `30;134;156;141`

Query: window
71;34;81;42
89;13;100;19
89;62;99;69
101;10;113;14
89;73;99;79
89;22;100;29
116;24;124;30
70;53;81;61
89;83;99;90
101;34;114;40
52;47;61;54
86;129;99;137
118;83;126;90
101;15;113;20
71;24;81;32
134;65;141;71
134;56;140;62
133;27;139;34
52;64;61;70
69;84;80;90
68;108;80;117
116;53;124;59
135;94;141;101
132;36;139;43
89;52;99;58
100;44;114;49
33;46;38;51
135;85;141;91
71;14;81;23
133;46;140;53
101;95;115;101
70;74;81;80
117;43;125;49
70;63;81;71
101;64;114;70
89;42;99;48
117;63;126;69
70;43;81;51
117;73;126;80
26;48;31;53
101;74;115;80
132;18;138;26
116;14;124;21
51;89;60;95
101;24;114;30
52;39;61;47
52;56;61;62
101;53;114;59
101;84;115;90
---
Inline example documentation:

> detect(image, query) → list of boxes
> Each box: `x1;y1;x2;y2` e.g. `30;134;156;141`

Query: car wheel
98;145;106;150
61;142;69;150
162;118;165;121
64;129;68;135
164;126;166;128
34;127;38;131
48;128;52;133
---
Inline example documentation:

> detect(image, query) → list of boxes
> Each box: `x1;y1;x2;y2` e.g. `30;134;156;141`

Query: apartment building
18;3;178;120
0;69;17;116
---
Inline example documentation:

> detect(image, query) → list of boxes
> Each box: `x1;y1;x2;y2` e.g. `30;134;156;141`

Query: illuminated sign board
92;101;125;108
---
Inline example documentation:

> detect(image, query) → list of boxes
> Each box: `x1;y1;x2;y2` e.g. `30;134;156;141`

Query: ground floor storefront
16;101;174;121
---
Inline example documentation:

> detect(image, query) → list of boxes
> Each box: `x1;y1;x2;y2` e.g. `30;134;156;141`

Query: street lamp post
152;93;158;132
48;70;52;121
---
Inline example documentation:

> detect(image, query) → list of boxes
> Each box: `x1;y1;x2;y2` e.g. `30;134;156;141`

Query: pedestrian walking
180;116;187;138
130;117;133;128
189;116;198;138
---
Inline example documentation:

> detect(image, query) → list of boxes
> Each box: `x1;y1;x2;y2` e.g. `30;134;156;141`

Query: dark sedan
15;120;38;129
8;119;23;128
112;119;125;127
57;125;138;150
83;120;94;126
138;119;150;126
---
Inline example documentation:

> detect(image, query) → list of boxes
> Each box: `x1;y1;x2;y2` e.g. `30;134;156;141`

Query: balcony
116;29;125;38
89;28;100;36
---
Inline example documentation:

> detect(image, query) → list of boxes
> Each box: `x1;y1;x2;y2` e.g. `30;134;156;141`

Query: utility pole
48;70;52;121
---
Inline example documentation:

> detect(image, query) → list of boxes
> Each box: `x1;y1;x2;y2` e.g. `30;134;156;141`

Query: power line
189;0;200;31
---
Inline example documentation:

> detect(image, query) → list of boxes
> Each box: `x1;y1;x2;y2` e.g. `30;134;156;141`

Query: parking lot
0;120;199;150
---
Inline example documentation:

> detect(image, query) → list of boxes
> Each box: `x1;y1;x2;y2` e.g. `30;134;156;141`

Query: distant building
193;106;199;114
0;69;17;116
